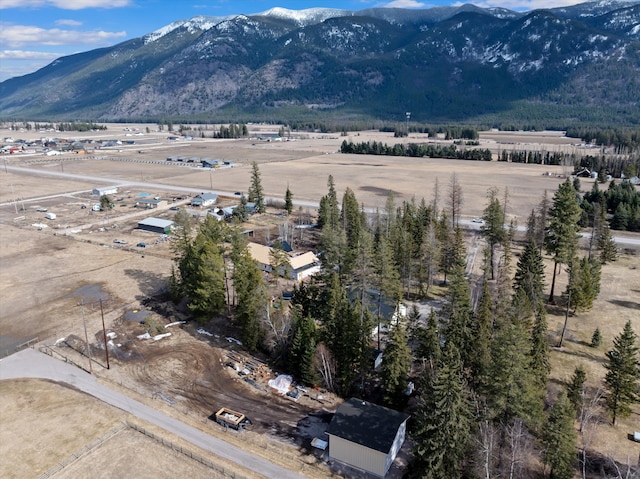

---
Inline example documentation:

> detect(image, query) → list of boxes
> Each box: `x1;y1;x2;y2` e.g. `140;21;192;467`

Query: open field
1;124;638;477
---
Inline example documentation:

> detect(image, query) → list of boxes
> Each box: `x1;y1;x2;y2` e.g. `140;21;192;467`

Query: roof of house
138;217;173;229
197;193;218;201
247;242;272;266
327;398;409;454
289;251;318;270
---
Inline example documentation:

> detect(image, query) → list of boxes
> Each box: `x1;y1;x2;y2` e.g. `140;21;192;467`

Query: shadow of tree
552;346;606;365
124;269;169;301
608;299;640;310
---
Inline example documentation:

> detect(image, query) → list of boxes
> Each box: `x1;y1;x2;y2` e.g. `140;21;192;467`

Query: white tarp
268;374;292;395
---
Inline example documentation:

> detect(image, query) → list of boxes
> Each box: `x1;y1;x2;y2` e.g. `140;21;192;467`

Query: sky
0;0;624;82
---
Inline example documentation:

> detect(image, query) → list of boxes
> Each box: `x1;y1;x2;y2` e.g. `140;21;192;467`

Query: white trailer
44;212;56;220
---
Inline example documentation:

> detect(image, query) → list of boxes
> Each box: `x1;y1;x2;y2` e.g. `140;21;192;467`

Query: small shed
138;217;173;234
327;398;409;477
92;186;118;196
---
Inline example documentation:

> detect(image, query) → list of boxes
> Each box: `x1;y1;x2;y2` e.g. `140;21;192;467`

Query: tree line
340;140;492;160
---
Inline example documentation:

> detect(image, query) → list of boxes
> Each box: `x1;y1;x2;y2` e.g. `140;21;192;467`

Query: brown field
0;124;638;477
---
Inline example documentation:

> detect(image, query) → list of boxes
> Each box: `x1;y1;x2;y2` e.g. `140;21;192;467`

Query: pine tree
566;365;586;416
542;392;578;479
480;187;506;280
604;321;640;425
416;309;441;377
289;313;317;385
468;279;493;394
284;184;293;215
566;256;601;313
513;238;546;315
186;233;226;321
596;202;617;264
233;241;266;351
545;180;581;303
247;161;265;213
412;342;472;479
529;308;551;395
489;314;541;427
381;320;412;408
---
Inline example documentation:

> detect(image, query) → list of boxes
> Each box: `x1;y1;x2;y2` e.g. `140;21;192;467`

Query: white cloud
55;19;83;26
0;24;126;48
0;0;131;9
383;0;427;7
0;49;62;59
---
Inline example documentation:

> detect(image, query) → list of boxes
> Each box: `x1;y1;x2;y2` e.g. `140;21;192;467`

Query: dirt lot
1;124;638;477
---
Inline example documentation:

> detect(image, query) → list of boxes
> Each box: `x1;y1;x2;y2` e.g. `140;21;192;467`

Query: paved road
0;348;306;479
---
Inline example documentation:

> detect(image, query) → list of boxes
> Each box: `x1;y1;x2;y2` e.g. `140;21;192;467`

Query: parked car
136;242;146;248
114;239;127;244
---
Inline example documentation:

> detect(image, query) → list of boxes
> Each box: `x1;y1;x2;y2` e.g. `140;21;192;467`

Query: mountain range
1;1;639;128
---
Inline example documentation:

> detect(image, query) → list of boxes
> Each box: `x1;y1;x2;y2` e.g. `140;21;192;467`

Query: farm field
0;124;638;478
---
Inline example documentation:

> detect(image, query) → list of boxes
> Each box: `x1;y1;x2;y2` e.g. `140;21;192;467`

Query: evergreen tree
513;238;546;314
284;184;293;215
416;309;441;377
566;365;587;416
341;187;364;275
468;279;493;393
542;392;578;479
596;203;617;264
489;314;541;427
604;321;640;425
529;308;551;395
289;313;317;385
233;240;266;351
233;194;249;222
412;342;472;479
566;256;601;313
443;253;473;368
186;233;226;321
545;180;582;303
247;161;265;213
381;320;412;408
480;187;506;280
590;328;602;347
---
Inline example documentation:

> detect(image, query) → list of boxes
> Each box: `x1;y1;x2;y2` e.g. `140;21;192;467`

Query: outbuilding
92;186;118;196
327;398;409;478
137;217;173;234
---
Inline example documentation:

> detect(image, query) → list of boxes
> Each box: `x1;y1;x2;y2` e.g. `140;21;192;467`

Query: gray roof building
327;398;409;477
137;217;173;234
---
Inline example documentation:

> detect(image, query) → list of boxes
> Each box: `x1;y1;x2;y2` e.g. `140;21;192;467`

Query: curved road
0;348;306;479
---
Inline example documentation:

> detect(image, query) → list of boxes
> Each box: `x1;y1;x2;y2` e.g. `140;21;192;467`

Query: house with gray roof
327;398;409;477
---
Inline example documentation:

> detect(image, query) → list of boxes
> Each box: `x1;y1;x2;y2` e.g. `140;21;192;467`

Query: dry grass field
1;124;638;477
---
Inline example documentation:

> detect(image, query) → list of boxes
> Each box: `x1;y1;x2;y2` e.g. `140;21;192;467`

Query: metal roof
327;398;409;454
138;217;173;228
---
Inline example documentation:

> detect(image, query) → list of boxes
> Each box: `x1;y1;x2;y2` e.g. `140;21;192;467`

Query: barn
137;217;173;234
327;398;409;478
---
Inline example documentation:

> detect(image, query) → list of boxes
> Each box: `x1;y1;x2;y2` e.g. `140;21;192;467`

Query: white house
92;186;118;196
191;192;218;207
247;242;320;281
327;398;409;477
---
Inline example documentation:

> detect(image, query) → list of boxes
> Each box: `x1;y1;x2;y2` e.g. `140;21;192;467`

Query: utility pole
81;301;93;374
100;299;110;369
